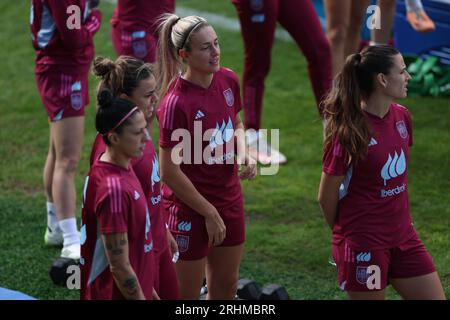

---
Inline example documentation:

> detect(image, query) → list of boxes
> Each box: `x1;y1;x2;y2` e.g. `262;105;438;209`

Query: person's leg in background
390;273;445;300
344;0;372;60
175;258;206;299
324;0;351;76
278;0;332;117
232;0;287;165
325;0;371;76
232;0;278;132
43;127;61;246
51;116;84;259
205;244;244;300
405;0;435;33
371;0;397;45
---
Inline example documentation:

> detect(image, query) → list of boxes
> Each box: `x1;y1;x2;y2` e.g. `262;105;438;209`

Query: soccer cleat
247;131;287;165
60;243;80;260
406;10;436;33
44;226;64;247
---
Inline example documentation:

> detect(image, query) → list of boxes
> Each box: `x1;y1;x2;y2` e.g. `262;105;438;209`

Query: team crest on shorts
132;40;148;59
356;266;369;285
223;88;234;107
396;120;408;139
176;235;190;253
71;92;83;110
70;81;83;110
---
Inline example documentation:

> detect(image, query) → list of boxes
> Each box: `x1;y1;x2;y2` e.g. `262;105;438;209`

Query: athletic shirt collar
178;71;218;92
363;103;394;123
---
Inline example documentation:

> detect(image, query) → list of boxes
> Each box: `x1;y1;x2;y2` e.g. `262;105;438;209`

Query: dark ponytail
95;89;139;146
322;45;400;165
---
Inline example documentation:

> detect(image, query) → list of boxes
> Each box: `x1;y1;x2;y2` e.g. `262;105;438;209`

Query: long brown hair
322;45;400;165
156;13;209;100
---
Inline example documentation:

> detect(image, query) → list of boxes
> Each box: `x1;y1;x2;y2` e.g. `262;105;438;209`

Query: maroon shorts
332;232;436;292
153;246;179;300
166;200;245;261
111;24;156;63
35;71;89;122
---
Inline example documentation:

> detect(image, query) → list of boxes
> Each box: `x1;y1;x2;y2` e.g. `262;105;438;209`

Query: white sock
405;0;423;13
46;202;59;231
59;217;80;248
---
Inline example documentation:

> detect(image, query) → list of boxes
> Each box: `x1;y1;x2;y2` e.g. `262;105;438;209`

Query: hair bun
92;56;116;78
97;89;114;109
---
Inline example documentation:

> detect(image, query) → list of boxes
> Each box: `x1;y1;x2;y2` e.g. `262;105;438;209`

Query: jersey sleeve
94;176;130;234
157;93;188;149
47;0;102;50
322;139;349;176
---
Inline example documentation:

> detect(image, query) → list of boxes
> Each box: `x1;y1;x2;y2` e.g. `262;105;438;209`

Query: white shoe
44;226;64;247
247;130;287;165
60;244;80;260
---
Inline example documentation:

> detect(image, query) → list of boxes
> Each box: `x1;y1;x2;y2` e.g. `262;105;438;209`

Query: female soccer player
30;0;101;262
81;89;156;300
232;0;332;164
89;56;179;299
111;0;175;63
318;45;445;300
156;14;257;299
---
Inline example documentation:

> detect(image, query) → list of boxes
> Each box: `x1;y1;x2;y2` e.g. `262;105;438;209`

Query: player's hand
204;207;226;247
238;155;257;180
86;9;102;35
167;229;179;262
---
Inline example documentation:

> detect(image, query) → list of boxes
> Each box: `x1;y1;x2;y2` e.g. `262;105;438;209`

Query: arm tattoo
123;276;138;296
106;234;127;256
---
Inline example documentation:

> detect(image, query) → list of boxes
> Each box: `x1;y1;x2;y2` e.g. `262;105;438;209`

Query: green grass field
0;1;448;300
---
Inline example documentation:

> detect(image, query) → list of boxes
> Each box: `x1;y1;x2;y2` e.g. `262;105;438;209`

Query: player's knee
327;26;347;46
56;157;79;175
209;273;239;297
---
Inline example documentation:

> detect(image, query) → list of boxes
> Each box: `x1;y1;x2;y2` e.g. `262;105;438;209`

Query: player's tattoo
123;276;138;296
105;234;127;256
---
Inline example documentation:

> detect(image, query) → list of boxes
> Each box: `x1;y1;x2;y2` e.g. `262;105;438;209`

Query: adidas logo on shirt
134;190;140;200
368;138;378;147
195;110;205;120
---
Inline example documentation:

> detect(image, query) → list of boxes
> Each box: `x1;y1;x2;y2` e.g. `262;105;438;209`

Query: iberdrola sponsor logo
209;117;234;151
151;155;160;192
380;149;407;198
150;155;161;205
380;149;406;186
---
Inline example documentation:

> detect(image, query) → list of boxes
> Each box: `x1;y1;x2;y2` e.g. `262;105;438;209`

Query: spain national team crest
71;92;83;111
356;266;369;285
396;120;408;139
223;88;234;107
132;40;148;59
176;235;190;253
